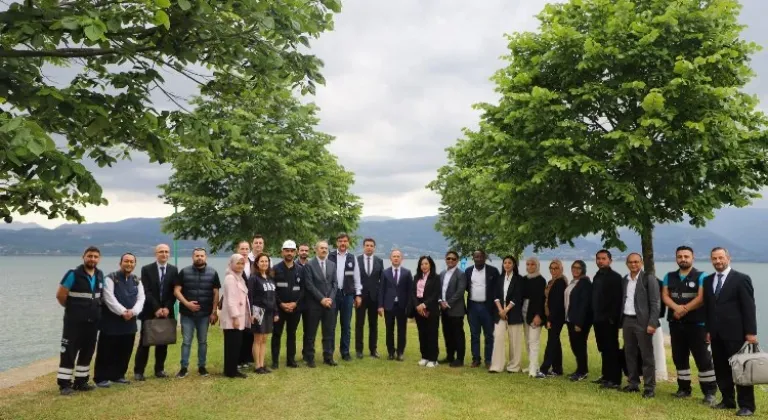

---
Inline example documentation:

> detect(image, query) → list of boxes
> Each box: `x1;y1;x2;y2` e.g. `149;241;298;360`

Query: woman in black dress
565;260;593;381
249;253;278;374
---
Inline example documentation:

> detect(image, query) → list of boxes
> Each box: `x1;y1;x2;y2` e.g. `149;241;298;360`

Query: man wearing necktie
703;247;758;417
355;238;384;359
378;249;413;361
302;241;338;367
134;244;178;381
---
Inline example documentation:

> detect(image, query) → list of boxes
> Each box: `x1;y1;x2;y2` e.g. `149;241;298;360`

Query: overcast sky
13;0;768;228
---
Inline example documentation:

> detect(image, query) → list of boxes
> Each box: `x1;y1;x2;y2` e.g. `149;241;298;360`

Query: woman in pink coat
220;254;251;378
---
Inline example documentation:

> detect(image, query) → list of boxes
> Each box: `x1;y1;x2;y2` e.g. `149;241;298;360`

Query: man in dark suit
439;250;467;367
592;249;624;388
302;240;338;367
704;247;758;417
465;249;500;368
620;253;660;398
355;238;384;359
133;244;178;380
378;249;413;361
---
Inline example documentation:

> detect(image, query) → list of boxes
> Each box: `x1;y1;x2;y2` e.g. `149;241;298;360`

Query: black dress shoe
471;361;481;368
287;361;299;368
713;402;737;410
673;389;691;398
324;359;338;366
134;373;146;382
621;386;640;393
306;360;316;368
388;353;396;360
591;376;604;384
600;382;620;390
270;362;279;370
642;390;655;399
155;371;168;378
356;352;364;359
370;351;380;359
342;354;352;362
702;393;717;406
396;354;404;362
736;408;755;417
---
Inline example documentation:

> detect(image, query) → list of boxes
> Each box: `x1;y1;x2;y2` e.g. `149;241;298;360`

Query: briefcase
142;318;177;346
729;342;768;386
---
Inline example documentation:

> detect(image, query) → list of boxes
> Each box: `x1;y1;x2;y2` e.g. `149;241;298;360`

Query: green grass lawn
1;319;766;420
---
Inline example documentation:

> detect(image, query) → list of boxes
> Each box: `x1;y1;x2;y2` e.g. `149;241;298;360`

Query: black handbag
142;318;177;346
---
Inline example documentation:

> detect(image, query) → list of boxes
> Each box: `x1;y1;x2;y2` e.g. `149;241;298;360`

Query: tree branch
0;45;156;58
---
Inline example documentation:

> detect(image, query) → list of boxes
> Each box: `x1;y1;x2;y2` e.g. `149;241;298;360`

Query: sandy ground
0;357;59;390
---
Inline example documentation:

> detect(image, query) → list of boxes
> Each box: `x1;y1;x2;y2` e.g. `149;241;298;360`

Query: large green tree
0;0;340;223
429;0;768;273
161;83;361;253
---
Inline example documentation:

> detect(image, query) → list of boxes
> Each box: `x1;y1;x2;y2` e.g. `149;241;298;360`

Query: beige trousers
489;321;524;372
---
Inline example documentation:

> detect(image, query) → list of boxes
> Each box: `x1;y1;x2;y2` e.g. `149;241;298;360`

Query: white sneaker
426;362;436;368
418;359;428;367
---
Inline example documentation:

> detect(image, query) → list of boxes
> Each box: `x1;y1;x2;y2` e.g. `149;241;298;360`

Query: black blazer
567;276;593;328
494;272;524;324
703;269;757;342
410;272;441;316
139;262;178;320
378;266;413;311
465;264;500;309
357;254;384;301
592;267;623;324
546;277;568;326
523;274;547;325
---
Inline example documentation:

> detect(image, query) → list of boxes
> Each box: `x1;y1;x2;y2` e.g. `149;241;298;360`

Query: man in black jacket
592;249;623;389
134;244;178;381
271;240;304;369
704;247;758;417
355;238;384;359
465;249;500;368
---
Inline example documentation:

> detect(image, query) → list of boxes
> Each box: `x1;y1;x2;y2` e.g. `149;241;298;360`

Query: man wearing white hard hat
270;240;304;369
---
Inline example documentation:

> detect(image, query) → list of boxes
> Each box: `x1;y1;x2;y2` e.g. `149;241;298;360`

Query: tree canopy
0;0;340;223
429;0;768;271
160;84;361;254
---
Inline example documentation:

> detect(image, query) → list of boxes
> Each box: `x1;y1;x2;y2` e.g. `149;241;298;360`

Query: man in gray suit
302;240;338;367
620;252;661;398
439;250;467;367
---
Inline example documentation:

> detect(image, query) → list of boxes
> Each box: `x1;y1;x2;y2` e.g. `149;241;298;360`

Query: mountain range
0;208;765;261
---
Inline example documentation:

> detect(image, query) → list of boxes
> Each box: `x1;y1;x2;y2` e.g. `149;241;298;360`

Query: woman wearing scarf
220;254;250;378
565;260;593;381
539;259;568;377
522;256;547;378
411;256;441;368
488;255;524;373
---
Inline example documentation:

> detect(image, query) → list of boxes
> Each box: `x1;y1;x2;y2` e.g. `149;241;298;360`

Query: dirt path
0;357;58;390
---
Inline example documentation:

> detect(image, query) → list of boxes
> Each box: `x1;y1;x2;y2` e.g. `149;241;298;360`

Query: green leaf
641;91;665;113
84;25;103;41
156;0;172;8
178;0;192;11
0;117;23;133
154;10;171;29
60;17;80;30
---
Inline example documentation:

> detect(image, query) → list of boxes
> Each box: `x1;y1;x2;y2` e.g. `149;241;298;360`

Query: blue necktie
714;273;723;297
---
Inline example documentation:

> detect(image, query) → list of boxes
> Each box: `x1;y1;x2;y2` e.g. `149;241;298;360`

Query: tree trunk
640;224;655;276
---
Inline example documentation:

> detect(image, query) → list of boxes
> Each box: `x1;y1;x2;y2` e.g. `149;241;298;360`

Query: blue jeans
180;314;209;369
468;301;494;363
336;291;354;356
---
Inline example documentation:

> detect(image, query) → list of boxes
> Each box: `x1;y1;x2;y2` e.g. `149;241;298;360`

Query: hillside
0;209;765;261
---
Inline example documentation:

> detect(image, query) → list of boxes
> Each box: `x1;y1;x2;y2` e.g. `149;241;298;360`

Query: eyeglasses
445;257;457;261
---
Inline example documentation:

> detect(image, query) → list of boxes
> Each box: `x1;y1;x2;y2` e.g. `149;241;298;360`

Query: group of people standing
53;236;758;416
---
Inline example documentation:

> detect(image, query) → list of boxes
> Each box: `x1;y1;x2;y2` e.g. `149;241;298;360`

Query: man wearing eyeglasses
439;251;467;367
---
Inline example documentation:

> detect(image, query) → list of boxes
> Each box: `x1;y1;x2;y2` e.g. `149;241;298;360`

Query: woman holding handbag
220;254;250;378
411;256;441;368
249;253;279;374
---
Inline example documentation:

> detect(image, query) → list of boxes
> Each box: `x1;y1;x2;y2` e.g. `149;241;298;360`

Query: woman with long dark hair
411;255;441;368
489;255;524;373
565;260;593;381
539;259;568;377
249;253;279;374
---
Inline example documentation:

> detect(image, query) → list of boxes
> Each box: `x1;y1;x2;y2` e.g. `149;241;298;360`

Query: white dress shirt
103;272;145;316
713;266;732;293
624;272;639;316
470;266;486;302
335;251;362;295
441;267;457;302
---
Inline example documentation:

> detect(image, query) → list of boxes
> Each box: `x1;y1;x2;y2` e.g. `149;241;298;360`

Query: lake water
0;256;765;372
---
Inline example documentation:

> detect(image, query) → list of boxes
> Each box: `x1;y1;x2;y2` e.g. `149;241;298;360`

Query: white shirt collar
715;266;731;278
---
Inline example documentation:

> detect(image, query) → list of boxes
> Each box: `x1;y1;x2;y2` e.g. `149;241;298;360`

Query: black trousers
57;319;98;389
93;333;135;383
711;336;755;412
355;294;379;354
594;321;621;383
622;316;655;390
669;322;716;394
223;329;244;377
385;303;407;356
134;321;169;375
441;313;465;363
416;312;439;361
540;322;564;374
239;330;254;365
303;306;337;362
567;322;591;375
272;307;302;364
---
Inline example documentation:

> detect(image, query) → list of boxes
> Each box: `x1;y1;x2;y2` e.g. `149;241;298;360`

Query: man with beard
591;249;623;389
328;233;362;361
465;249;500;368
297;244;311;266
173;248;221;378
271;240;304;369
662;246;716;404
55;246;105;395
439;250;467;367
355;238;384;359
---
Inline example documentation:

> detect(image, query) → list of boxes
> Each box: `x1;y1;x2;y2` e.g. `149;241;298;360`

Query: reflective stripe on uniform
68;291;101;299
74;365;90;377
58;367;73;374
676;292;697;299
292;286;301;291
699;370;716;382
57;373;73;380
276;282;289;288
677;368;692;380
